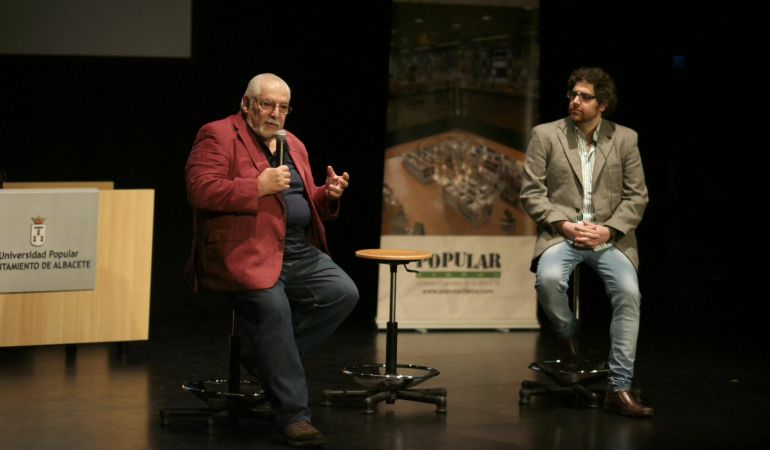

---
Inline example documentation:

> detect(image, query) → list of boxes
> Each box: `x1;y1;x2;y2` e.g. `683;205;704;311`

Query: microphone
275;130;287;166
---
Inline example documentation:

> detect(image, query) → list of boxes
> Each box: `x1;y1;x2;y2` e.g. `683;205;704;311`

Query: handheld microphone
275;130;287;166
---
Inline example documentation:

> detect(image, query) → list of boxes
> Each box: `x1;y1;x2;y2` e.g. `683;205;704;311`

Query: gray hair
240;73;291;109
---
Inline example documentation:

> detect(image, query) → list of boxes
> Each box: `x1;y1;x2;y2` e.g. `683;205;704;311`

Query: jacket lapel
233;114;270;172
558;120;584;188
593;120;616;183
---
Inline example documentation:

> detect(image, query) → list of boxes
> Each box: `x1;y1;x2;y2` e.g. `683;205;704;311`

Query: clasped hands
556;220;613;249
258;165;349;199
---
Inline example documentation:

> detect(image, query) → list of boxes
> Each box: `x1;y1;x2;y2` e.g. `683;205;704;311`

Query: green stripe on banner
416;271;501;278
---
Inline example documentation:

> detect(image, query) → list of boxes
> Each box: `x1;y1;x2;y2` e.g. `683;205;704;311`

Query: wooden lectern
0;182;154;347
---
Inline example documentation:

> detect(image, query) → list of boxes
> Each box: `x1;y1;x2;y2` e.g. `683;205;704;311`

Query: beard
246;115;282;141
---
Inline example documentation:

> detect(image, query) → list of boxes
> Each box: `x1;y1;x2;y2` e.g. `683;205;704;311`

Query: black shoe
560;337;585;372
561;337;580;357
281;421;325;447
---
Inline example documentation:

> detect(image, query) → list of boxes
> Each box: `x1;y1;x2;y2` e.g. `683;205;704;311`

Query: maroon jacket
185;113;338;292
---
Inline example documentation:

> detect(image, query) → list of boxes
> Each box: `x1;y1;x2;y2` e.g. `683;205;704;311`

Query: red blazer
185;113;338;292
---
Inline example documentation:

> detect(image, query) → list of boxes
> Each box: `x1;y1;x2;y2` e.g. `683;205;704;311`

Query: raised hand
324;165;349;200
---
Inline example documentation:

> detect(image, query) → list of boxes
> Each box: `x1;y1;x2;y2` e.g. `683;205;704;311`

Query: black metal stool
159;311;269;434
322;249;447;414
519;266;611;408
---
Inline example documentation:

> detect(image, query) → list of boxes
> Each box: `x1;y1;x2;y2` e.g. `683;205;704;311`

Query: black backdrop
0;1;761;342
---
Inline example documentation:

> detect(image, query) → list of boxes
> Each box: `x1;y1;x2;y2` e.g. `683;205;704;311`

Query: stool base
322;387;447;414
159;379;270;434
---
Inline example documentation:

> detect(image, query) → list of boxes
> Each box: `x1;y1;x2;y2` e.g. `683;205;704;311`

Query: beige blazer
520;118;649;271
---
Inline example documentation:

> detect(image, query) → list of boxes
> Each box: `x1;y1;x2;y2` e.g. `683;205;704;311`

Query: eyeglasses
566;90;597;102
254;98;292;115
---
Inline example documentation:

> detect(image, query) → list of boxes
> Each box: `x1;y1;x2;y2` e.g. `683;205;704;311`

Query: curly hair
568;67;617;117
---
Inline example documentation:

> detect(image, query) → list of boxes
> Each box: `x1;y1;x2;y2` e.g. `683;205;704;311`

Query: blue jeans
231;247;359;428
535;241;641;391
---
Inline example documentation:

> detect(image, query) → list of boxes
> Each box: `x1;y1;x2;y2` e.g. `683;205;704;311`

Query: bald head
240;73;291;109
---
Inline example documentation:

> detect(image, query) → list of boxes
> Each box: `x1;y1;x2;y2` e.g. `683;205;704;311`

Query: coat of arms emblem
31;216;46;247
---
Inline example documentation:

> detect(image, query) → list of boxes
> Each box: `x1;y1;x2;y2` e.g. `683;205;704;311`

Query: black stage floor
1;308;768;450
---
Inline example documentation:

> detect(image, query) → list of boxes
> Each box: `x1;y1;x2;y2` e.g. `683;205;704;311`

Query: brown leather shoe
604;389;654;418
281;420;326;447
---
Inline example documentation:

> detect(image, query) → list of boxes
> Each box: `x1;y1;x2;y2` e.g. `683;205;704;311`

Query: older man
185;73;359;446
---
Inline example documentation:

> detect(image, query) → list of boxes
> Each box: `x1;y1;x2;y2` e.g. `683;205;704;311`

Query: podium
0;182;154;347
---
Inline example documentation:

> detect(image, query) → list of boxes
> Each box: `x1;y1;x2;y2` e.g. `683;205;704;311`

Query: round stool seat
322;248;446;414
355;249;431;263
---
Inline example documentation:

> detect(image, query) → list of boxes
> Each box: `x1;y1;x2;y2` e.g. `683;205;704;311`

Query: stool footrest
160;379;270;432
182;379;267;406
342;363;439;390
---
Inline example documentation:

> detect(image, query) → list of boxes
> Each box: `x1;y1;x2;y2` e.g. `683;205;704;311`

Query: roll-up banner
377;1;540;329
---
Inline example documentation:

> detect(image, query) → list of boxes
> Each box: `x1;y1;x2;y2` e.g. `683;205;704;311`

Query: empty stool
322;249;447;414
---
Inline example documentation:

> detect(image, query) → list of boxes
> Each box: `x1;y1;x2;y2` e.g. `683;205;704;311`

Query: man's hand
555;221;613;249
324;165;349;200
573;222;613;249
258;166;291;196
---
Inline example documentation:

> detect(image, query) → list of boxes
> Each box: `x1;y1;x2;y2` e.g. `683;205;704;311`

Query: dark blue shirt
259;141;313;259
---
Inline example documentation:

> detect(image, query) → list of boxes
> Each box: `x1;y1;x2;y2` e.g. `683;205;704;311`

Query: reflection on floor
1;308;768;450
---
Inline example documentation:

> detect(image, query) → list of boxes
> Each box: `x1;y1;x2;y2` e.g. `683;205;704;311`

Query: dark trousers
231;247;358;428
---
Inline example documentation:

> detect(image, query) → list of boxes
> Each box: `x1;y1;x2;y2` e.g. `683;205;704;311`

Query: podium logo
31;216;46;247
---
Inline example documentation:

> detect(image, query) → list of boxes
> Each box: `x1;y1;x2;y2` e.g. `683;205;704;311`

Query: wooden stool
322;249;447;414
